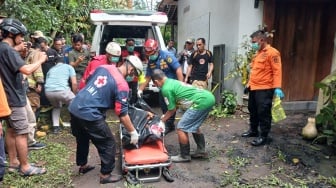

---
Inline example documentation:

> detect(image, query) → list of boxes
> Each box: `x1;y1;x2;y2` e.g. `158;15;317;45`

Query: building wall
177;0;263;103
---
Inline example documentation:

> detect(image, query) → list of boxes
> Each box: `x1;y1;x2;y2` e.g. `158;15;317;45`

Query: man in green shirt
68;34;90;87
152;69;215;162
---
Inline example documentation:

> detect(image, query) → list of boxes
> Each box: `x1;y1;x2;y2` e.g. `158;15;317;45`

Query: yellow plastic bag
272;96;286;123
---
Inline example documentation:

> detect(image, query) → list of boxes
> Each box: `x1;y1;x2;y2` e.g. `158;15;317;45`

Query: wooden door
263;0;336;101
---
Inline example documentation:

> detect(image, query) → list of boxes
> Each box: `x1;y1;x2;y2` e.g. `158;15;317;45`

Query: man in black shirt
0;18;47;176
185;38;214;90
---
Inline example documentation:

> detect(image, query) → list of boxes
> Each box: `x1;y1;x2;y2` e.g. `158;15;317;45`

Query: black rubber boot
191;133;208;159
171;143;191;163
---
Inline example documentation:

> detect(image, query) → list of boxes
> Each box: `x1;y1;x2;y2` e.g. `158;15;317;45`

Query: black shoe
53;127;61;134
78;165;95;174
241;130;258;137
28;142;46;150
251;137;268;146
100;174;122;184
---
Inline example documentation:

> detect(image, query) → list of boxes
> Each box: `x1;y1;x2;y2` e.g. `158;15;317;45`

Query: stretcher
120;129;173;183
119;99;174;184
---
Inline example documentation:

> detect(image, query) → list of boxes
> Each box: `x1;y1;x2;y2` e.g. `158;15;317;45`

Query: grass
219;146;336;188
2;131;74;188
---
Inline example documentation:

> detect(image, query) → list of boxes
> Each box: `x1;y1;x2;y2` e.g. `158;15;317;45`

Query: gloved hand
158;120;166;133
274;88;285;99
137;90;143;98
129;130;139;146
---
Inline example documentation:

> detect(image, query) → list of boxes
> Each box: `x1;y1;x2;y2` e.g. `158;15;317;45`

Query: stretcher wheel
125;172;139;185
162;167;174;182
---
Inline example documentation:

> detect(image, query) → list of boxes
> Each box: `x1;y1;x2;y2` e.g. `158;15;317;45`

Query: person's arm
271;53;282;88
69;51;85;67
175;67;184;81
161;109;177;123
120;115;136;133
185;64;193;83
207;62;214;80
70;75;78;94
19;51;47;75
120;114;139;146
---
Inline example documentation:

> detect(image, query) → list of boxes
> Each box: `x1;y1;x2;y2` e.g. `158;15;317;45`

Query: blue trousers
0;135;5;181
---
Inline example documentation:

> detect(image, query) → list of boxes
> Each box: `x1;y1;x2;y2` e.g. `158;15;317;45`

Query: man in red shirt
79;42;121;90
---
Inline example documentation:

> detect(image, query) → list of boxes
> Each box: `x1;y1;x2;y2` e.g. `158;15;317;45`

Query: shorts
46;89;75;108
7;106;29;135
177;107;212;133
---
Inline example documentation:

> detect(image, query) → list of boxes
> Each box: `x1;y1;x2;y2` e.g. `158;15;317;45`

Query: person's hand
206;72;212;80
244;86;250;94
129;130;139;146
78;55;85;62
37;51;48;63
274;88;284;99
36;84;42;93
137;90;143;98
147;111;154;120
158;120;165;133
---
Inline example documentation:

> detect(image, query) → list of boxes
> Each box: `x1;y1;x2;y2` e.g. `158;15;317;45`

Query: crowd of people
0;17;284;185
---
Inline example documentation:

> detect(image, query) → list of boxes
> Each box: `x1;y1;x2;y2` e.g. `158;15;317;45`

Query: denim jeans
0;135;6;180
177;107;212;133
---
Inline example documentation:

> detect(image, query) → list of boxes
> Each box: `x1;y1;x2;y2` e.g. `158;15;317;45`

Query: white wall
177;0;263;104
332;32;336;73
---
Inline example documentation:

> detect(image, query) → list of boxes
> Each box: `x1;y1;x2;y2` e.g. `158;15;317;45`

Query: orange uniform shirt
248;44;282;90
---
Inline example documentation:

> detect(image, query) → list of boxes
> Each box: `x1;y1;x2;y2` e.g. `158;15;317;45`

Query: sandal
100;174;122;184
125;172;138;185
19;166;47;177
8;165;19;173
162;167;174;182
8;163;37;173
78;165;95;174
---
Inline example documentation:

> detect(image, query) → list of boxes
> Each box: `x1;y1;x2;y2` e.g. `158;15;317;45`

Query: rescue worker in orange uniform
241;30;284;146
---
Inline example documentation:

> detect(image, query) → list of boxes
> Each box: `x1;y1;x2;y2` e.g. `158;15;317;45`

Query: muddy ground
58;101;336;188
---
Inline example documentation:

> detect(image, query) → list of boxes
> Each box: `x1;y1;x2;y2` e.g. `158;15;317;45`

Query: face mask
251;42;260;51
109;56;119;63
127;46;134;53
149;54;158;61
126;75;134;82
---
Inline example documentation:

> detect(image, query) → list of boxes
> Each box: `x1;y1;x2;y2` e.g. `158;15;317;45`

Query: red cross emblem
94;76;107;88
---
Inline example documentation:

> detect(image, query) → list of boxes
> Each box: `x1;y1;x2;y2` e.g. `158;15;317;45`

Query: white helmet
126;55;143;75
105;42;121;56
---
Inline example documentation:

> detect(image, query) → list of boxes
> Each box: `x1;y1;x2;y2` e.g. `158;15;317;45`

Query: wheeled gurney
119;102;173;184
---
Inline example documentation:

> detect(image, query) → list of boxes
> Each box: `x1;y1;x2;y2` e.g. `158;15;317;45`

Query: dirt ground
65;103;336;188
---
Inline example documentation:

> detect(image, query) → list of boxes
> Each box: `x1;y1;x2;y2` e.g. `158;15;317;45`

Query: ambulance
90;9;168;94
